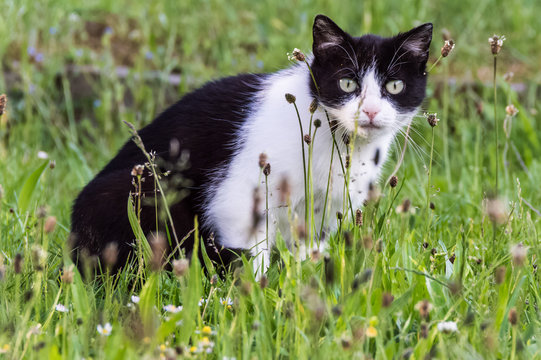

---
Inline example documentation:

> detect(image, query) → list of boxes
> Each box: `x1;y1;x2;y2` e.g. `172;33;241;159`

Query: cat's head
309;15;432;137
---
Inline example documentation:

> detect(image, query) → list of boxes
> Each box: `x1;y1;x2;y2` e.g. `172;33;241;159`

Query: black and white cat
71;15;432;275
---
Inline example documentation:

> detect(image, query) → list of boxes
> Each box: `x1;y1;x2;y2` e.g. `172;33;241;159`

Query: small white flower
198;298;207;307
163;304;183;313
220;297;233;306
437;321;458;333
131;295;140;304
37;151;49;159
55;304;69;313
97;323;112;336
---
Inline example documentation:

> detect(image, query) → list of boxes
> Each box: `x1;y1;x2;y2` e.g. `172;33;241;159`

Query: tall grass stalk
493;55;499;193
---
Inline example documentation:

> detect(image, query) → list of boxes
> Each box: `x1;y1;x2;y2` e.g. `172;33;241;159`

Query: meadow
0;0;540;358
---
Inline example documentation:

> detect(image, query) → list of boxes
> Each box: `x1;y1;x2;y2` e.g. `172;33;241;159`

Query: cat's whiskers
335;44;360;72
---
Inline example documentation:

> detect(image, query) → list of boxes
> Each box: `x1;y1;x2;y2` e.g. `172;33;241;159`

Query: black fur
71;74;266;271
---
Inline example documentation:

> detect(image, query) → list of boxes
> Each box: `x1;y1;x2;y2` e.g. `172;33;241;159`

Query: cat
71;14;432;276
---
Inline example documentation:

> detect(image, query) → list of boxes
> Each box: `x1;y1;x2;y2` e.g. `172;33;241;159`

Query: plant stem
493;55;499;193
291;102;309;237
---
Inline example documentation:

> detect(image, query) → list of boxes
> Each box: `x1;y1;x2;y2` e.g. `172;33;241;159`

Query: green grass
1;0;540;358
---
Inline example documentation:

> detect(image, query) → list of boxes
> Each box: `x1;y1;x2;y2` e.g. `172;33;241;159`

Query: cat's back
71;73;266;267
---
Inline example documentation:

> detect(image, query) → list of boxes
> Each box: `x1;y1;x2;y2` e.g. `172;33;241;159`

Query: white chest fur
204;64;403;274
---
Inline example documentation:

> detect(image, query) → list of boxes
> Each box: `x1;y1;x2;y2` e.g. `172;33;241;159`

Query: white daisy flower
163;304;183;313
131;295;140;304
55;304;69;313
437;321;458;333
97;323;112;336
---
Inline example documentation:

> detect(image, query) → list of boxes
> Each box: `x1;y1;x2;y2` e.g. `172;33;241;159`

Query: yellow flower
189;346;198;353
202;326;212;336
0;344;10;354
366;325;378;338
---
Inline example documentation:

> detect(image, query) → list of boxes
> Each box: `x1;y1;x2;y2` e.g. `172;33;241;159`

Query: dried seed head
259;274;268;289
362;235;373;250
494;265;506;284
210;274;218;285
415;299;433;319
258;153;267;169
510;243;527;266
336;211;343;221
251;188;262;231
44;216;56;233
344;231;352;247
440;39;455;57
345;154;350;169
448;280;462;295
397;198;411;213
149;232;167;271
342;133;350;145
341;336;352;350
61;264;74;284
131;164;145;177
0;94;7;116
420;323;429;338
355;209;363;227
103;242;119;268
389;175;398;188
485;196;507;225
49;160;56;169
505;104;519;117
303;134;311;145
172;258;189;277
329;119;339;133
375;238;383;252
324;255;334;283
263;163;271;176
285;93;296;104
31;245;47;271
36;206;48;219
382;292;394;308
425;112;439;127
508;307;518;326
14;253;23;274
430;202;435;210
279;176;291;204
423;242;429;249
240;280;252;296
488;35;505;55
289;48;305;62
313;119;322;128
296;224;307;239
309;99;318;114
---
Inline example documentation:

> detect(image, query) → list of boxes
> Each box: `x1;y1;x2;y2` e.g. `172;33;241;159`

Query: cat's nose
362;106;380;122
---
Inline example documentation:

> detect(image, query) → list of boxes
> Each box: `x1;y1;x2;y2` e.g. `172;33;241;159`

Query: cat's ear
397;23;433;62
312;15;349;57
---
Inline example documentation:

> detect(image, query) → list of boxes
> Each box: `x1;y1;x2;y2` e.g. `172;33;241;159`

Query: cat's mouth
360;123;382;130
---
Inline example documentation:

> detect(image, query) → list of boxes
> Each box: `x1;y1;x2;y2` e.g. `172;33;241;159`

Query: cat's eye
385;80;404;94
339;78;358;93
